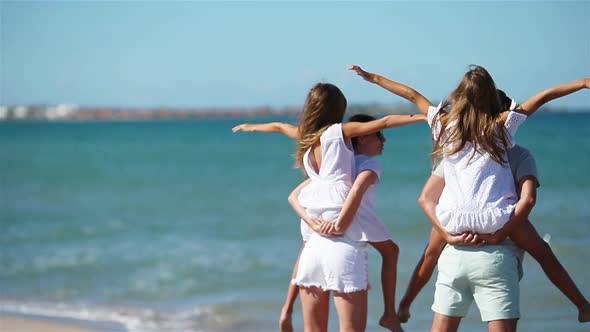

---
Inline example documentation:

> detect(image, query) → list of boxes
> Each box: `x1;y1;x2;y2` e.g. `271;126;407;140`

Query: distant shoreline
0;104;588;122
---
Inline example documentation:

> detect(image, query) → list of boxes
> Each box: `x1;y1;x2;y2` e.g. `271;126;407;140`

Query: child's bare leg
280;243;305;332
280;284;298;332
510;220;590;322
398;228;446;323
370;240;403;331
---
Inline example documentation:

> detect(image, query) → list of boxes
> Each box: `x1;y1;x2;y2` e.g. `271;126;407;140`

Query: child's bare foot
379;313;405;332
397;301;411;323
579;302;590;323
279;308;294;332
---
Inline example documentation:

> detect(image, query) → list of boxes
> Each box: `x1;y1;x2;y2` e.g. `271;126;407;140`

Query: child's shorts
431;243;520;322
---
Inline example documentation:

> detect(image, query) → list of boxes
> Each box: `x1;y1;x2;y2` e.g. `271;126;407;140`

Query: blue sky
1;1;589;109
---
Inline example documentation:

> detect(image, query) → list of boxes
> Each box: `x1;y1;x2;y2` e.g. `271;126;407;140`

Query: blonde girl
234;82;425;332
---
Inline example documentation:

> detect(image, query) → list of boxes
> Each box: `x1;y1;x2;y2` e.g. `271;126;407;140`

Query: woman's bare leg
299;286;330;332
333;290;368;332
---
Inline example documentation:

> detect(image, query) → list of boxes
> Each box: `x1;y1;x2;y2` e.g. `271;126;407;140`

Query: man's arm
418;174;482;245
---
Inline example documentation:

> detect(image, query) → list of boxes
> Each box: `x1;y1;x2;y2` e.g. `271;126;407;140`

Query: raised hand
348;64;432;115
232;124;253;132
348;65;378;84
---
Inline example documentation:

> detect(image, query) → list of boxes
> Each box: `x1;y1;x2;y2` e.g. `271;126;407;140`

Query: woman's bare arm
288;178;335;235
232;122;300;140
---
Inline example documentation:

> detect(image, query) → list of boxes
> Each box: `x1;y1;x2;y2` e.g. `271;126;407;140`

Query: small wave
0;300;268;332
0;300;223;332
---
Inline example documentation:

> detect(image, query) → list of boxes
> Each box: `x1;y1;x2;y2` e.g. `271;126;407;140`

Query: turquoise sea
1;113;589;332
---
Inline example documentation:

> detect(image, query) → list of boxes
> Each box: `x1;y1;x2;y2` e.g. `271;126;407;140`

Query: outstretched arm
232;122;300;140
342;114;426;140
349;65;433;115
333;169;378;233
512;78;590;117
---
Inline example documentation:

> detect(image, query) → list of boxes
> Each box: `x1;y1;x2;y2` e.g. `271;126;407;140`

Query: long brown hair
295;83;347;168
432;65;510;164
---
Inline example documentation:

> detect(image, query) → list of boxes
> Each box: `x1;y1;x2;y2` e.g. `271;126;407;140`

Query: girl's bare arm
333;170;378;233
510;78;590;118
349;64;433;115
342;114;426;140
232;122;300;140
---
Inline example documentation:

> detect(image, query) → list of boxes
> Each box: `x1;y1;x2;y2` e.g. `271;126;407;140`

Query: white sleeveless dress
292;124;369;292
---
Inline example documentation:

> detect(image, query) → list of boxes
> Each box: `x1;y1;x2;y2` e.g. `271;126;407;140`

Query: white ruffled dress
428;105;527;234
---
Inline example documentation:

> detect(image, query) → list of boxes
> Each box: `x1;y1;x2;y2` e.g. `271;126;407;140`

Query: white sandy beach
0;315;122;332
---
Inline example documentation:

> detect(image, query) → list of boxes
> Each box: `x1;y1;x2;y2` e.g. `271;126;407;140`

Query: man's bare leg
398;228;446;323
430;313;461;332
487;319;517;332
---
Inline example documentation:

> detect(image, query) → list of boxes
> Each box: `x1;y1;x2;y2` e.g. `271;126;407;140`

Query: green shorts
431;243;520;322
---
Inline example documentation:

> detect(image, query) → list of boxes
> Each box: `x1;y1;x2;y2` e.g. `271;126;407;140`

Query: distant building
46;104;79;120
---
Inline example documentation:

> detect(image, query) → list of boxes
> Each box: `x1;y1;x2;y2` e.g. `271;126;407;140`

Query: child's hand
348;65;377;84
232;124;252;132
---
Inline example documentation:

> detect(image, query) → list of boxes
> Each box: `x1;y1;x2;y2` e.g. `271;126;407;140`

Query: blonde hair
432;65;510;164
295;83;347;168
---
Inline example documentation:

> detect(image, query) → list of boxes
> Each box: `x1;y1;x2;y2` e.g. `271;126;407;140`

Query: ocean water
1;113;589;332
